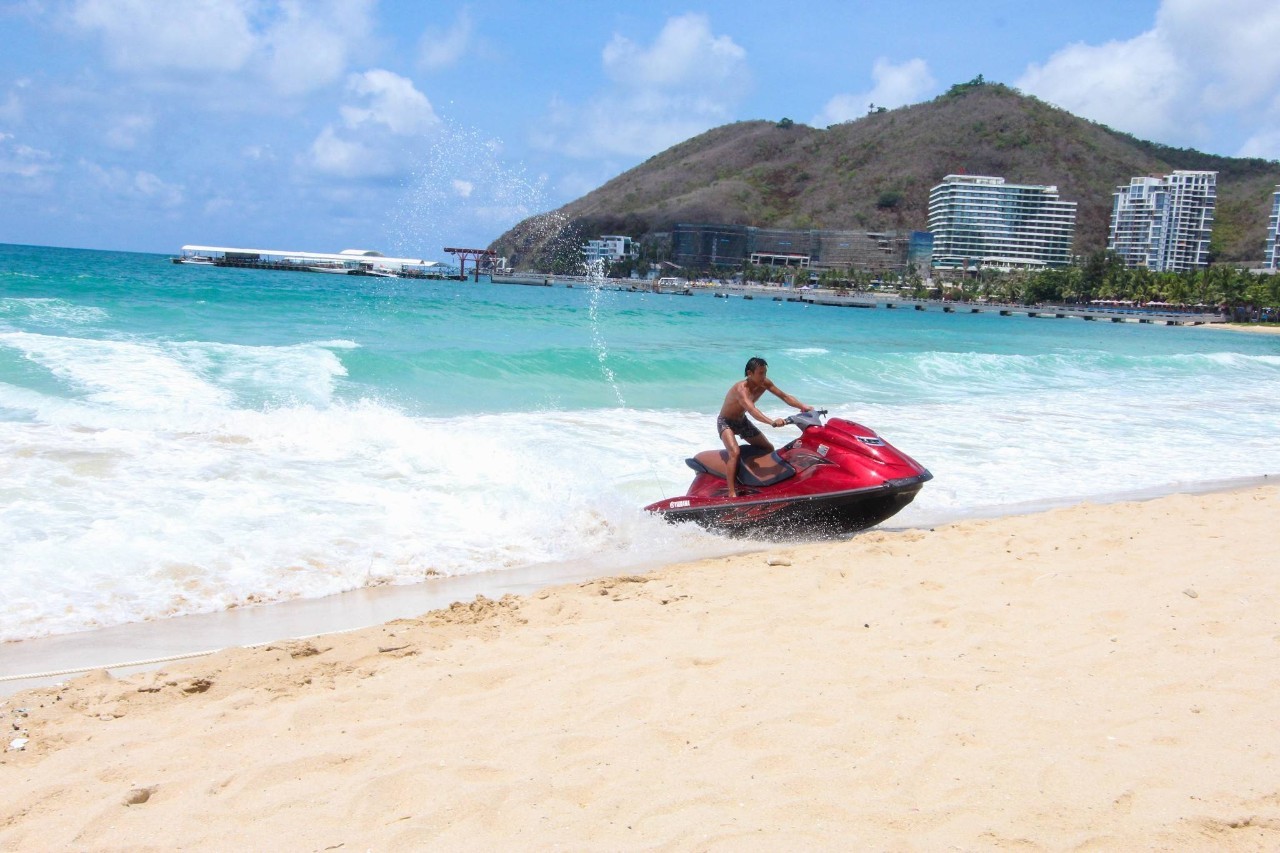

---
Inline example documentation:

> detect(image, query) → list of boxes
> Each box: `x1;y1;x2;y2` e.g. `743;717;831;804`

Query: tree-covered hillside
491;80;1280;271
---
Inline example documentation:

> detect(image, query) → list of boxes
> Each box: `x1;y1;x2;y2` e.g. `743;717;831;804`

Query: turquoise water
3;243;1279;640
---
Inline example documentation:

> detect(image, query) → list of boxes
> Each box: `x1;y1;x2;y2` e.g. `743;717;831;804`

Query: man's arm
767;381;811;412
736;385;778;426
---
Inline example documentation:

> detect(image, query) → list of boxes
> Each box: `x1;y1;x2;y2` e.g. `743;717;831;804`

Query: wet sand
2;486;1279;849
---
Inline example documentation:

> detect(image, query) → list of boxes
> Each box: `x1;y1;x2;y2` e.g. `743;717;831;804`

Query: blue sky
2;0;1279;257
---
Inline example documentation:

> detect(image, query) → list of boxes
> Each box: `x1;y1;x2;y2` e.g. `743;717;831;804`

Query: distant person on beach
718;356;812;498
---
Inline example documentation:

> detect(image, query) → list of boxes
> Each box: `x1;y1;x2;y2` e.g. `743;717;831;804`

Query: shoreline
3;483;1278;847
495;276;1242;328
1205;322;1280;335
1;472;1272;698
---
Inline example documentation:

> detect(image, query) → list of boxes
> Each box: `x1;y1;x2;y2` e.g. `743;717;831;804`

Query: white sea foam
2;371;1276;641
2;269;1279;643
0;297;109;327
1;332;351;417
0;389;730;641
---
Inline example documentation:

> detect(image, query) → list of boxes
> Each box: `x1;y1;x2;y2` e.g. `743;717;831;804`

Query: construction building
671;224;910;273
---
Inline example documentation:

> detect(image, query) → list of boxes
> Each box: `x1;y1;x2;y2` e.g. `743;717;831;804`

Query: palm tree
1216;266;1250;318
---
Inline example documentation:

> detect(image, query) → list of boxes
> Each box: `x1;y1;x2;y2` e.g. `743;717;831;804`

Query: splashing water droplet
583;258;627;408
386;120;549;264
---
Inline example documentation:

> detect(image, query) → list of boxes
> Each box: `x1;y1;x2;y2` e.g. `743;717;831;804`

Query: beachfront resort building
927;175;1077;271
1108;170;1217;273
1266;186;1280;271
671;224;911;273
582;235;636;267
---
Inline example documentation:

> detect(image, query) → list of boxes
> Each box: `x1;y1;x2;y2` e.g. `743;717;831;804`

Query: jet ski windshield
786;409;828;430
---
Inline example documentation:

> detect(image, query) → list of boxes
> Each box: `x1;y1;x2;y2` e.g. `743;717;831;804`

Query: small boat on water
654;276;693;295
349;266;400;278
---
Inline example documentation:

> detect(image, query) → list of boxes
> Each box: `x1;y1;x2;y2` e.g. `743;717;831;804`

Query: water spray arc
584;258;627;409
582;257;669;497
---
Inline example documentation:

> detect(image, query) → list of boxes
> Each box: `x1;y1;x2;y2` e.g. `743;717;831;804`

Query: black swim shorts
717;414;761;440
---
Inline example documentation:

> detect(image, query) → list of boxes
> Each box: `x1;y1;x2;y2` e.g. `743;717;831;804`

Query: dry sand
3;486;1279;850
1207;323;1280;336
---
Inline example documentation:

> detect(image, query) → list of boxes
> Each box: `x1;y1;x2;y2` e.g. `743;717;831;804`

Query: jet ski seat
685;445;797;487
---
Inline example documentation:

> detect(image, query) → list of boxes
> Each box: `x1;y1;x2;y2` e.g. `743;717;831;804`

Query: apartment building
582;235;635;267
1266;186;1279;271
1108;170;1217;272
927;175;1076;270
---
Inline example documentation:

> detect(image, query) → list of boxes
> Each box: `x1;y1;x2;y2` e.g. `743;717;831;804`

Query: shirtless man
718;356;811;498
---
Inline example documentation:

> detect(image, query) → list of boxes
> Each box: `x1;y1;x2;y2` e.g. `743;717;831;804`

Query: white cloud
1017;0;1280;150
132;170;183;205
535;13;749;160
308;126;386;179
70;0;257;74
0;79;28;123
1017;31;1186;140
1239;129;1280;161
451;179;474;197
0;134;56;178
812;58;936;127
241;144;274;162
203;197;235;216
67;0;377;96
104;113;153;150
418;8;474;70
261;0;376;96
1155;0;1280;110
602;12;746;92
339;69;438;136
82;160;183;206
308;71;438;179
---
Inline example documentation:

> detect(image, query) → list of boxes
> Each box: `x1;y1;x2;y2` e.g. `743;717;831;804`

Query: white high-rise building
582;235;635;267
1108;170;1216;273
927;175;1076;270
1266;186;1279;271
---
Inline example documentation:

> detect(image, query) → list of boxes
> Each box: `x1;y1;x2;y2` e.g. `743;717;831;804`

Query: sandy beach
1209;323;1280;335
2;486;1279;850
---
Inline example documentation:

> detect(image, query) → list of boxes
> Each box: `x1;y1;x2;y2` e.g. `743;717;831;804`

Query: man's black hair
744;356;768;375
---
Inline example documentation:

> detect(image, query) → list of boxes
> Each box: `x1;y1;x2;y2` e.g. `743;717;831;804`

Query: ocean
2;242;1278;644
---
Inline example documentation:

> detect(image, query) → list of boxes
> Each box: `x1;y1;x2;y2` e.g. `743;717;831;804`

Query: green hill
491;80;1280;270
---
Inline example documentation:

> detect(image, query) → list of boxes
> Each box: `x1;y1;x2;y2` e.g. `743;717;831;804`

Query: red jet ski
645;409;931;538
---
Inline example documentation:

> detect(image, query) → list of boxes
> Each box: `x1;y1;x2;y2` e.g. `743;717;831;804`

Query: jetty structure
171;246;450;278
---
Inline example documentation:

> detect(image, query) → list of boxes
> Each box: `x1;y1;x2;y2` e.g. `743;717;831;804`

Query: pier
171;245;449;278
480;276;1226;326
785;290;1224;325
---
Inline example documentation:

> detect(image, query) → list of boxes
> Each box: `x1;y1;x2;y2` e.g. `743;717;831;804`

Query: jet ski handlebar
783;408;828;430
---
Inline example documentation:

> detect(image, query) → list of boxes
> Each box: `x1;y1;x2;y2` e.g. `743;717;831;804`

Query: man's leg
720;426;742;498
745;431;775;455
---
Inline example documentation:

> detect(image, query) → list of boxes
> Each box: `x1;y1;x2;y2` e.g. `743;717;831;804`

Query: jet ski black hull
656;475;930;539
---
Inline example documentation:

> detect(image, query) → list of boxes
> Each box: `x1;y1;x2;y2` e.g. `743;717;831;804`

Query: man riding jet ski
645;408;932;539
